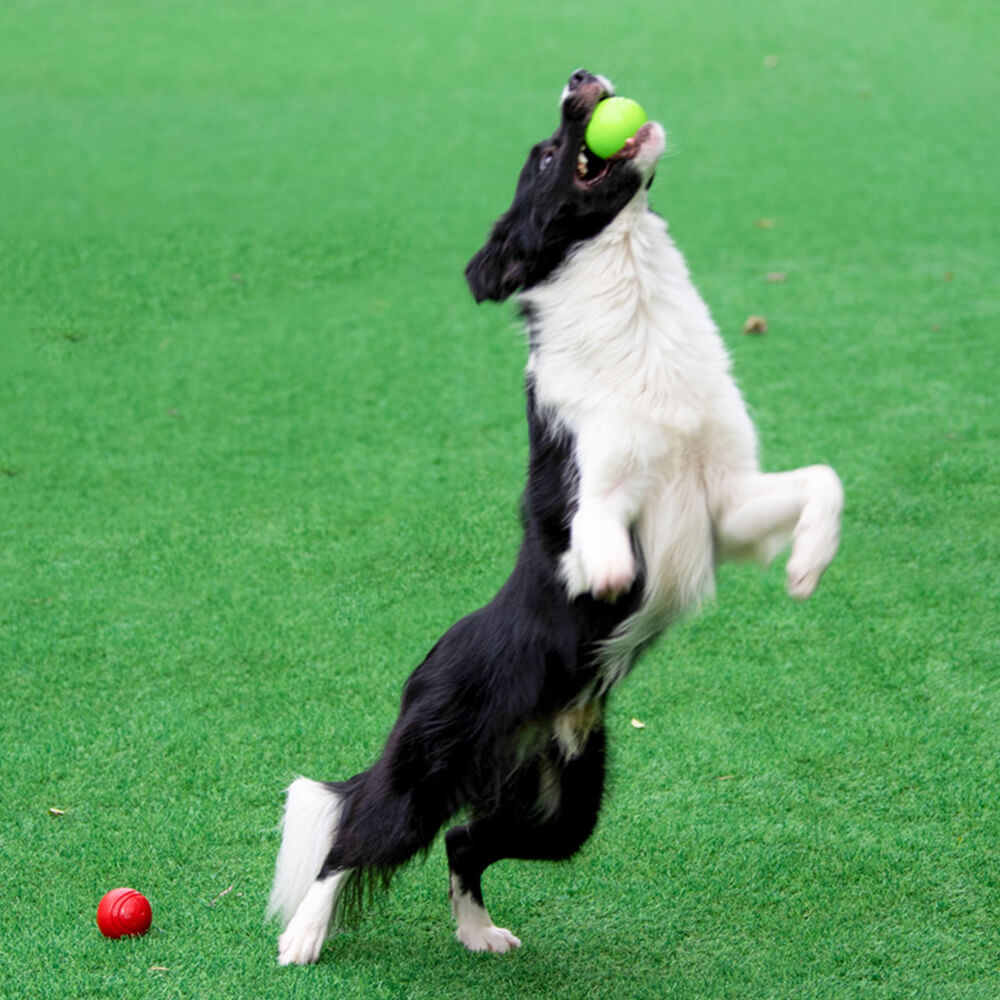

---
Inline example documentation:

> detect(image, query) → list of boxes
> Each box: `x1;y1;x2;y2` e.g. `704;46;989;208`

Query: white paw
562;512;636;602
786;467;843;600
585;546;636;601
456;923;522;954
786;517;841;599
786;556;827;601
277;921;327;965
275;875;341;966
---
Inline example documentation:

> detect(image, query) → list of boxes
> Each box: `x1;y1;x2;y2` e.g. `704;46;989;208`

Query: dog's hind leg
277;870;348;966
445;725;606;953
446;857;523;954
268;778;352;965
271;761;450;965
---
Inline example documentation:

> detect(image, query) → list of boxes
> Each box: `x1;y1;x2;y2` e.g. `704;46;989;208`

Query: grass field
2;0;998;997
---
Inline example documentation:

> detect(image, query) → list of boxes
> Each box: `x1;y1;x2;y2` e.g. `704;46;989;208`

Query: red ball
96;888;153;939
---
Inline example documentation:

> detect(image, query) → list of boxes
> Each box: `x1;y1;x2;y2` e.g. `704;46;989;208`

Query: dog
267;69;843;965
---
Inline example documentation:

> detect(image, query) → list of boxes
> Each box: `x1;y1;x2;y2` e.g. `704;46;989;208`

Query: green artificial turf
2;0;998;997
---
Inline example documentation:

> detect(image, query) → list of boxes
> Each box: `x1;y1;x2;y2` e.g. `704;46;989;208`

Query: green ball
585;97;648;159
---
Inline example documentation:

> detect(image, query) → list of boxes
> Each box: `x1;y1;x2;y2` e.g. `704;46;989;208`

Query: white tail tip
266;777;344;928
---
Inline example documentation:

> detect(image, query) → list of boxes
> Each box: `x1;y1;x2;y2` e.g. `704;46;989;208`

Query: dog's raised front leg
559;419;645;602
562;492;637;601
714;465;843;599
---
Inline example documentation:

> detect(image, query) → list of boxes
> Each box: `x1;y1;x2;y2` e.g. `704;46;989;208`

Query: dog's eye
539;150;555;172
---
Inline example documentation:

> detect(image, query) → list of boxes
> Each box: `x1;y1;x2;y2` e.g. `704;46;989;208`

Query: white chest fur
524;200;734;424
520;194;762;681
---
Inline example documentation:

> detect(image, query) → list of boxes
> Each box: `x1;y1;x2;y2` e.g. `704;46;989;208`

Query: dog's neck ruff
522;191;730;434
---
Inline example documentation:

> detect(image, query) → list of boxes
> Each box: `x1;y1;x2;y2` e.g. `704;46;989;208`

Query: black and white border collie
268;69;843;964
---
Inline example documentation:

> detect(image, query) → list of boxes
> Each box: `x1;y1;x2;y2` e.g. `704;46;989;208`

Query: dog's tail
267;765;442;932
266;777;347;928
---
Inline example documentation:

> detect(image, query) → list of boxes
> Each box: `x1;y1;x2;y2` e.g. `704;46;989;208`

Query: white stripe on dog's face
560;70;615;108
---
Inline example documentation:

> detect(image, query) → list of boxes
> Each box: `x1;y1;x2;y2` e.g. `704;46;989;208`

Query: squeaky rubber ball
585;97;648;159
97;888;153;939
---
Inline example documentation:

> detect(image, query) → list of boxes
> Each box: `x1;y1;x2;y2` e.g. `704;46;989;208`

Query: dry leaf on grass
743;315;768;335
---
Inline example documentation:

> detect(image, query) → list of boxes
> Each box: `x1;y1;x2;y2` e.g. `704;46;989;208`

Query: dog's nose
568;69;592;91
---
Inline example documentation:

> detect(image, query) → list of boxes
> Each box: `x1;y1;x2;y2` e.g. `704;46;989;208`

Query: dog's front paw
585;545;636;602
561;513;636;602
786;466;843;600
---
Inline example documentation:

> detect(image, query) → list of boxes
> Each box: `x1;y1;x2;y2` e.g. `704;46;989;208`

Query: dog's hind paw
277;922;327;966
456;923;522;954
275;874;341;966
451;876;522;954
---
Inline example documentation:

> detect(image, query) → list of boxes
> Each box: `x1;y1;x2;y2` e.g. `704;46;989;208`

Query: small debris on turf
743;315;768;335
48;807;68;817
205;883;238;907
630;718;646;729
766;272;787;283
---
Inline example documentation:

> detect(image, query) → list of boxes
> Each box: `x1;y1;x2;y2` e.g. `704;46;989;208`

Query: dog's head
466;70;666;304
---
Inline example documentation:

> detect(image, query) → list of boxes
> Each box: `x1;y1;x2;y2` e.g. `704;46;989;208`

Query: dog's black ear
465;221;529;304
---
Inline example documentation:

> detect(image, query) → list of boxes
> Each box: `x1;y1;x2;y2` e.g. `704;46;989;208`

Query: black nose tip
568;69;592;91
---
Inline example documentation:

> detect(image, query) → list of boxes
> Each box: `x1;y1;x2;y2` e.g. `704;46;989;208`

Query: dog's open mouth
574;123;654;189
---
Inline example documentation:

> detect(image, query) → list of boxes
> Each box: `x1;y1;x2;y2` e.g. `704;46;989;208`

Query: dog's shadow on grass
266;852;678;994
315;910;673;999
